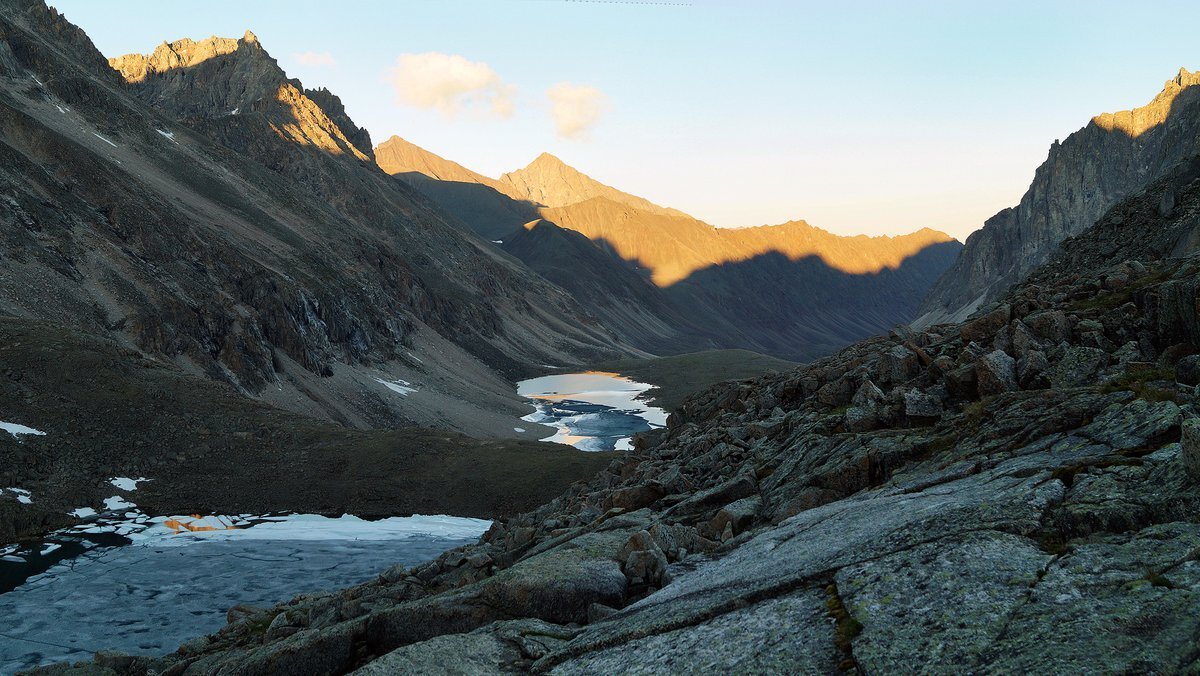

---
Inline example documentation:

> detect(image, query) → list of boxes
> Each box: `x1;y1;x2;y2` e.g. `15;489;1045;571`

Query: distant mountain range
376;137;962;360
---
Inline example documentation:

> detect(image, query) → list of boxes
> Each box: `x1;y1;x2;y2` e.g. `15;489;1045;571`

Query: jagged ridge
918;67;1200;325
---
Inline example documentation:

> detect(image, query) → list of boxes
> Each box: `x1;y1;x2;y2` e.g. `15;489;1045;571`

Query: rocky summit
918;68;1200;326
34;115;1200;675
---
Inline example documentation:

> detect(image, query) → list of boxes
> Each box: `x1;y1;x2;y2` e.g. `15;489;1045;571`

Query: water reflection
518;372;667;452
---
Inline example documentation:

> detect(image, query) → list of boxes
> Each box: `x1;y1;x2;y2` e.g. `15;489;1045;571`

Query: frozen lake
0;509;488;673
518;372;668;452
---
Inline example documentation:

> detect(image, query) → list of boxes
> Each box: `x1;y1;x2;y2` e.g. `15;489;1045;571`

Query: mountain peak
530;151;567;167
241;29;260;45
1090;65;1199;138
500;153;688;218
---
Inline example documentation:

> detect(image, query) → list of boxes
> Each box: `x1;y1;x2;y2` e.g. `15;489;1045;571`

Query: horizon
49;0;1198;241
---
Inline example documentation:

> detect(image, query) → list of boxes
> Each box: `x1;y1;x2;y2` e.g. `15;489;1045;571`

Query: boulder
1176;354;1200;386
943;365;978;399
880;345;919;383
960;304;1011;344
903;389;943;418
710;495;763;537
1183;418;1200;481
852;380;887;409
1049;346;1110;388
844;406;880;432
1025;310;1071;343
355;631;521;675
1017;350;1051;390
976;350;1018;396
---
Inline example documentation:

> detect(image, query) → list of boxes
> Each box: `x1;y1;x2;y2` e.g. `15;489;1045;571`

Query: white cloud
294;51;336;66
390;52;514;118
547;82;606;140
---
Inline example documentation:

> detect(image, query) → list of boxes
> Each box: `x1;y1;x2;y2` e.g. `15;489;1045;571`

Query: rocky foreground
31;155;1200;674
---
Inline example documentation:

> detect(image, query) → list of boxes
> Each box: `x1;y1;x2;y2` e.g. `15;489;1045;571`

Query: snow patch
492;240;503;244
130;513;492;543
375;377;417;396
1;421;46;438
55;104;67;114
514;427;525;433
3;487;33;504
156;129;177;143
109;477;150;492
229;108;240;116
69;507;97;518
91;132;117;148
103;495;135;511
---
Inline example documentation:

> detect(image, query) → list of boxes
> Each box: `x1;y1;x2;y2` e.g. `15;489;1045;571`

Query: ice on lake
518;372;667;452
0;511;489;673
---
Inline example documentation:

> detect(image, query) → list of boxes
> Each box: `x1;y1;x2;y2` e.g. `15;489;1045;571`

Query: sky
50;0;1199;241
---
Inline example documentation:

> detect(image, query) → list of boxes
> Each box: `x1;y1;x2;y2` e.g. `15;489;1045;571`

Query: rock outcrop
918;67;1200;325
48;150;1200;674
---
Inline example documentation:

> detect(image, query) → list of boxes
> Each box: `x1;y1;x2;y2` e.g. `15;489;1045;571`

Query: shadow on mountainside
663;240;964;360
381;147;965;362
499;216;962;362
391;172;541;241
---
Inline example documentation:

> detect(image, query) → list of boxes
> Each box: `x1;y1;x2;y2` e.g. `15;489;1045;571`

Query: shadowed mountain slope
0;1;634;436
380;141;962;361
375;135;538;241
918;67;1200;326
539;196;956;286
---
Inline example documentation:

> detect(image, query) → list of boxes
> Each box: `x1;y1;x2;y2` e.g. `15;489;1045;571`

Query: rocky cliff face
918;68;1200;325
54;147;1200;675
0;2;630;435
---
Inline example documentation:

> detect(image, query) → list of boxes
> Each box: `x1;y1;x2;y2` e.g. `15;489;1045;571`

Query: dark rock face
50;147;1200;675
919;68;1200;325
1183;418;1200;480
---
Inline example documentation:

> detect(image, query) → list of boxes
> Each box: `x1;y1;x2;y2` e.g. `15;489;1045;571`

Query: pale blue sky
51;0;1197;239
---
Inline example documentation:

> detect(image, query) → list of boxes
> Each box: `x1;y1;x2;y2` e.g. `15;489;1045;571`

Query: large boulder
904;389;943;418
880;345;919;384
1024;310;1071;343
1176;354;1200;387
1049;346;1110;388
1183;418;1200;481
960;304;1012;344
976;350;1018;396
